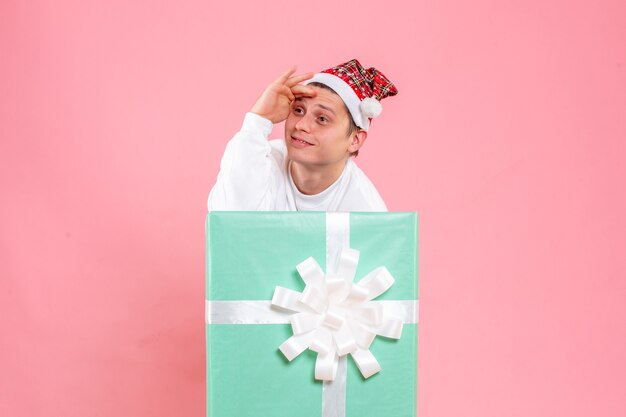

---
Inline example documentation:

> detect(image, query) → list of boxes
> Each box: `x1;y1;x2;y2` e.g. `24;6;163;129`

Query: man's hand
251;67;317;124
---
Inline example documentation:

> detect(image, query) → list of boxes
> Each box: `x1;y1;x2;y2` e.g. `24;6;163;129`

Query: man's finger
291;85;318;98
276;66;297;83
281;85;295;102
286;72;315;87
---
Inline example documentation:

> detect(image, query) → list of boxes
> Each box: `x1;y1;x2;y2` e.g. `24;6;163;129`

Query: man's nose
295;114;312;132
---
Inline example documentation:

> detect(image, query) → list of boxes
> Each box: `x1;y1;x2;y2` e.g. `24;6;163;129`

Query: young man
207;59;398;212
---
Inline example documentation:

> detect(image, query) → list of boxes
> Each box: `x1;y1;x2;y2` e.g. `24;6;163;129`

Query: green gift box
206;212;418;417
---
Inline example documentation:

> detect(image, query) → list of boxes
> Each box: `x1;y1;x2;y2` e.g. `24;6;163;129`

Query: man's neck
290;159;348;195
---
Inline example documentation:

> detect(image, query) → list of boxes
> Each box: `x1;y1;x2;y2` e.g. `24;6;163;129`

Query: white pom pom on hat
360;97;383;119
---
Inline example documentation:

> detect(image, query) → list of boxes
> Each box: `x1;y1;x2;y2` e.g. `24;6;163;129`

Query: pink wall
2;1;625;416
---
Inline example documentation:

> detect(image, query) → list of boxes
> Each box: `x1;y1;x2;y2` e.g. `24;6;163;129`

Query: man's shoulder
341;159;388;211
345;159;376;186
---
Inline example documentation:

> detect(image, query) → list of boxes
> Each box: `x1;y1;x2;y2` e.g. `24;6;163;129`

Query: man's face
284;86;361;169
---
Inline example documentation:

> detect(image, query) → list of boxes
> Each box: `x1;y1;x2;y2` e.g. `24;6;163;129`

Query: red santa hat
304;59;398;131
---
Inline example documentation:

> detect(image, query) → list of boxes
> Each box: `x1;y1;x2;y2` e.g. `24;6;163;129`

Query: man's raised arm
207;68;316;211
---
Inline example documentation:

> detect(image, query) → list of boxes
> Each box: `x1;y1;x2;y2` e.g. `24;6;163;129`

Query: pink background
2;0;625;416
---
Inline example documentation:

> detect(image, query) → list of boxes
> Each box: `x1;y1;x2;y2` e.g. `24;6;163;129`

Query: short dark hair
308;82;361;157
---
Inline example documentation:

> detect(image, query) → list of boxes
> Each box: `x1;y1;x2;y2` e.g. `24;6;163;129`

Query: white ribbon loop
272;287;304;312
333;324;358;356
280;333;314;361
344;284;368;304
349;323;377;349
357;267;395;301
311;329;333;354
322;306;345;330
290;312;321;334
300;285;328;314
373;318;404;339
316;352;339;381
350;348;381;379
336;248;359;283
271;247;408;381
297;257;326;285
326;275;346;303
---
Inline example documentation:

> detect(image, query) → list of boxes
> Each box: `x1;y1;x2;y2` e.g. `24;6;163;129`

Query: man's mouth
291;136;313;146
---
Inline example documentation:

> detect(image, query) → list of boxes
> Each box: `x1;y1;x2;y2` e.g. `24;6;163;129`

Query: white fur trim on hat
304;72;377;131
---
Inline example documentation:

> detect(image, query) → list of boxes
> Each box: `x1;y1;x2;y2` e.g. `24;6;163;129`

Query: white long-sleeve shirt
207;113;387;212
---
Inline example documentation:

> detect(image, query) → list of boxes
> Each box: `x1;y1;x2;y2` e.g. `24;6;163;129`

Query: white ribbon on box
206;213;418;417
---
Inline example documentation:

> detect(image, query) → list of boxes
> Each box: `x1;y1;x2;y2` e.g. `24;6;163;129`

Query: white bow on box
272;247;404;381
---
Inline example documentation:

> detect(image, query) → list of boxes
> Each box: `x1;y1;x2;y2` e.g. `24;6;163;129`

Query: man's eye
318;116;327;123
293;107;304;115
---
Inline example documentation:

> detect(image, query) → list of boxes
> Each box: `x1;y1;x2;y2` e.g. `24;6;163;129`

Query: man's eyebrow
316;103;336;115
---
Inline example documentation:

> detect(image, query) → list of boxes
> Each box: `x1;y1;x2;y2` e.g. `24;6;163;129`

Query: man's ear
348;130;368;154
